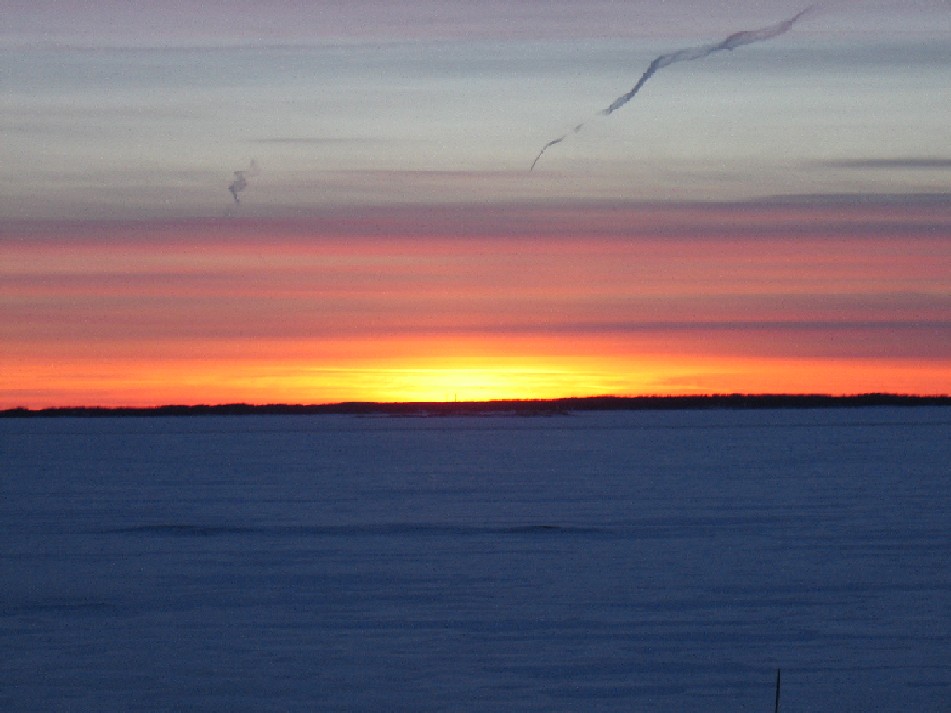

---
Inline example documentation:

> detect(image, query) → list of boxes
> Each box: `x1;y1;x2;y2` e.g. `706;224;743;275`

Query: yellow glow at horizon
348;367;571;403
292;360;651;404
4;347;948;409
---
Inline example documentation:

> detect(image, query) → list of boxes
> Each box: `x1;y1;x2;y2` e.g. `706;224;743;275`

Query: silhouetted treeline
2;394;949;418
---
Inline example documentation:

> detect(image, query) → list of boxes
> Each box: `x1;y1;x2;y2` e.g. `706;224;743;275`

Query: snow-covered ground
2;408;948;711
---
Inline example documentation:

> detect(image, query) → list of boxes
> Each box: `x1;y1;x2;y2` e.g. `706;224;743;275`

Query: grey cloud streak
530;7;813;171
251;137;391;145
827;158;951;169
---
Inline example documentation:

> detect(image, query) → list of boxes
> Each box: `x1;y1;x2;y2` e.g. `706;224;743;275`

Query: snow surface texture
1;408;949;712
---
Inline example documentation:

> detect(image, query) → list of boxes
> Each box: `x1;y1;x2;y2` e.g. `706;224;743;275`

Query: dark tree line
3;393;949;418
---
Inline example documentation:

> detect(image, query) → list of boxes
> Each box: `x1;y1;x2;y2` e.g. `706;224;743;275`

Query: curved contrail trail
530;7;813;171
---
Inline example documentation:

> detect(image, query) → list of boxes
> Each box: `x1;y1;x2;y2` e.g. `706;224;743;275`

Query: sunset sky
2;0;949;407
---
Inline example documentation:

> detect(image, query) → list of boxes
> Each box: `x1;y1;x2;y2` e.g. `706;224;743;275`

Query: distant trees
2;393;949;418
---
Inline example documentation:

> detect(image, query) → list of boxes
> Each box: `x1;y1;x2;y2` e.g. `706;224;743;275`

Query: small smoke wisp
530;7;813;171
228;159;260;203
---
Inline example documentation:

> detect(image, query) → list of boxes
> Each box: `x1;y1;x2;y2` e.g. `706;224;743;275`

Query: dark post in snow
774;668;781;713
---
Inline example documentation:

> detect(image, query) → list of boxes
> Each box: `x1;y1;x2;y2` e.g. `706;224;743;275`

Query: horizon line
4;393;950;417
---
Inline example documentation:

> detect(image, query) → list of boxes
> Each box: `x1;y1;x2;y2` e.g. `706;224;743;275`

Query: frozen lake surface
2;408;949;712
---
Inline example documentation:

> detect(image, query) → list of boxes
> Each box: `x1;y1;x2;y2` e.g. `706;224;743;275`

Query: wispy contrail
530;7;813;171
228;159;260;203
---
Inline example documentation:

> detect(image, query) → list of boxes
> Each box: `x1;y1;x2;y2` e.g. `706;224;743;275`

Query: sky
2;0;950;406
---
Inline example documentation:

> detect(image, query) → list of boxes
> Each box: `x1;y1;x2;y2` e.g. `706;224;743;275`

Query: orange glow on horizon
3;205;949;408
3;343;948;409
